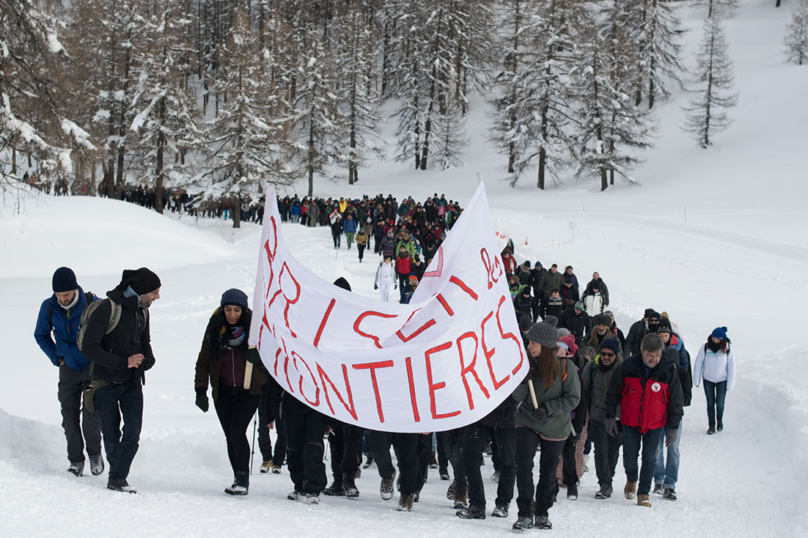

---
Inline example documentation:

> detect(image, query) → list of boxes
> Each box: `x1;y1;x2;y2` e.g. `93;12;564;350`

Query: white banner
249;179;527;432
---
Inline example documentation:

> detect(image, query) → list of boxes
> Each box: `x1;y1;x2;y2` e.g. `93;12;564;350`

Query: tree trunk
233;196;242;228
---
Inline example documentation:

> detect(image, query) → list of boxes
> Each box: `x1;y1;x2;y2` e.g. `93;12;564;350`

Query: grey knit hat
525;321;559;349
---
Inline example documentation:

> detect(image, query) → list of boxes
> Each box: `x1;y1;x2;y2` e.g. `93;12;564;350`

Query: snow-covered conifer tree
683;15;737;148
631;0;684;109
784;0;808;65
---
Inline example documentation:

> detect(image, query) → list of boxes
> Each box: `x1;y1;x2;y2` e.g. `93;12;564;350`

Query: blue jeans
704;380;727;426
95;378;144;481
654;419;682;489
622;426;663;496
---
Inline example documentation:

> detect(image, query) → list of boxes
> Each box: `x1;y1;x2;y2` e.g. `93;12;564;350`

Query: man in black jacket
82;268;161;493
558;301;591;347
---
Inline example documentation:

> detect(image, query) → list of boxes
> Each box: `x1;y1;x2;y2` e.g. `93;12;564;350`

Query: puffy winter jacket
512;359;581;440
34;286;97;371
693;343;736;390
605;353;684;433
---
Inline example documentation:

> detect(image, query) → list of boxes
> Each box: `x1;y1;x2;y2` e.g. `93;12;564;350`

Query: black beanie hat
334;277;351;292
221;288;249;309
52;267;78;293
644;308;655;319
600;338;620;355
123;267;161;295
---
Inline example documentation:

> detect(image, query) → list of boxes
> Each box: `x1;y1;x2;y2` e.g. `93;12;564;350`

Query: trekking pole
250;411;258;475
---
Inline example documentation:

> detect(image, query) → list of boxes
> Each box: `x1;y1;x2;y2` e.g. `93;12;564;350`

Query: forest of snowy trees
0;0;801;199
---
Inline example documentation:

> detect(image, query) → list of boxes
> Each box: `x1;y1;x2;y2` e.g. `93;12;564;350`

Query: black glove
665;428;678;447
245;348;261;364
195;391;209;413
605;417;619;437
531;404;547;421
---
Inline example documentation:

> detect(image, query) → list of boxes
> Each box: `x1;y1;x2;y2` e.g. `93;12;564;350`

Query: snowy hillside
2;1;807;536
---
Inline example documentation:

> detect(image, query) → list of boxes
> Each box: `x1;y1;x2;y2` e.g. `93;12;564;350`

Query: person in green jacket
511;321;581;531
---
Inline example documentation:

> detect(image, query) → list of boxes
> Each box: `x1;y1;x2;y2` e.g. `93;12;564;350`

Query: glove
605;417;619;437
374;284;378;290
245;347;261;364
531;404;547;421
195;392;209;413
665;428;678;447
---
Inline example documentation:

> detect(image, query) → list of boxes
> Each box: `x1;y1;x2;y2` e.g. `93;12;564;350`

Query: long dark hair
705;336;730;353
205;306;252;351
532;346;561;389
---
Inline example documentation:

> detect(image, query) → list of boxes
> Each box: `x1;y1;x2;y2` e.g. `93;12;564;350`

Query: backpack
76;298;128;350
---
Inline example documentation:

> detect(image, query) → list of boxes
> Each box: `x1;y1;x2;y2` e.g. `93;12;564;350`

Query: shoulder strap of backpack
106;300;122;334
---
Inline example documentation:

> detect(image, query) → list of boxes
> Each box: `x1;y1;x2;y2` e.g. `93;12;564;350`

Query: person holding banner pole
512;321;581;530
194;289;266;496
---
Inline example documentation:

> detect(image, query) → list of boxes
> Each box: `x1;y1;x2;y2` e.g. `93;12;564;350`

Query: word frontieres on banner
249;179;528;433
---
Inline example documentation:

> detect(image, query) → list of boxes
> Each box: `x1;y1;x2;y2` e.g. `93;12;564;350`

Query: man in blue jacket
34;267;103;477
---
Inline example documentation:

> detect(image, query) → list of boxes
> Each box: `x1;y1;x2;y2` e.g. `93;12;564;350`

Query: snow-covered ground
2;1;807;536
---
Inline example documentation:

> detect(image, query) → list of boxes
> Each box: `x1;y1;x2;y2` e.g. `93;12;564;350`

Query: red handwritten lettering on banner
396;307;437;343
457;331;490;410
449;275;479;301
317;363;358;420
496;295;526;375
425;341;461;420
313;298;336;348
481;311;510;390
353;311;398;349
480;248;504;290
404;356;421;422
292;351;320;406
352;360;395;422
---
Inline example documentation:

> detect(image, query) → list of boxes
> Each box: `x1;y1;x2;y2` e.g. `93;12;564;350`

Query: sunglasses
600;351;616;357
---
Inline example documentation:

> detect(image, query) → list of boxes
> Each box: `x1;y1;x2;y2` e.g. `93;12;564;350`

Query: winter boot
67;461;84;477
380;471;396;501
89;455;104;476
717;418;723;432
492;504;509;518
707;424;716;435
535;515;553;530
624;481;637;499
446;479;457;500
456;504;486;519
303;492;321;505
363;454;374;469
271;463;282;474
324;480;345;496
566;483;578;500
225;471;249;496
107;478;137;494
663;488;678;501
429;450;438;469
512;516;534;531
396;493;414;512
453;489;469;510
595;483;613;499
637;494;652;507
440;467;450;480
653;483;664;495
343;474;359;498
260;459;272;474
287;490;302;501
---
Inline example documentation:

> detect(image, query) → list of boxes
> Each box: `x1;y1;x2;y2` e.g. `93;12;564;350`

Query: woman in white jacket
374;256;397;302
693;327;736;435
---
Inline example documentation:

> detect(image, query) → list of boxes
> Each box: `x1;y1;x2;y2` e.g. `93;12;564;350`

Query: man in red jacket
604;333;683;508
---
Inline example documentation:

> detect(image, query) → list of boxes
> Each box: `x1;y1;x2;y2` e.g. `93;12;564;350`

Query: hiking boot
323;481;345;496
653;483;664;495
440;467;450;480
380;471;396;501
343;475;359;498
107;478;137;494
260;459;272;474
663;488;678;501
707;425;716;435
535;515;553;530
396;493;414;512
303;492;320;505
624;481;637;499
492;504;509;518
225;471;249;496
717;419;723;432
637;494;652;507
363;454;374;469
456;504;486;519
453;489;469;509
566;483;578;500
512;516;534;531
271;463;282;474
446;479;457;500
89;455;104;476
595;484;613;499
429;450;438;469
67;461;84;477
287;490;302;501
